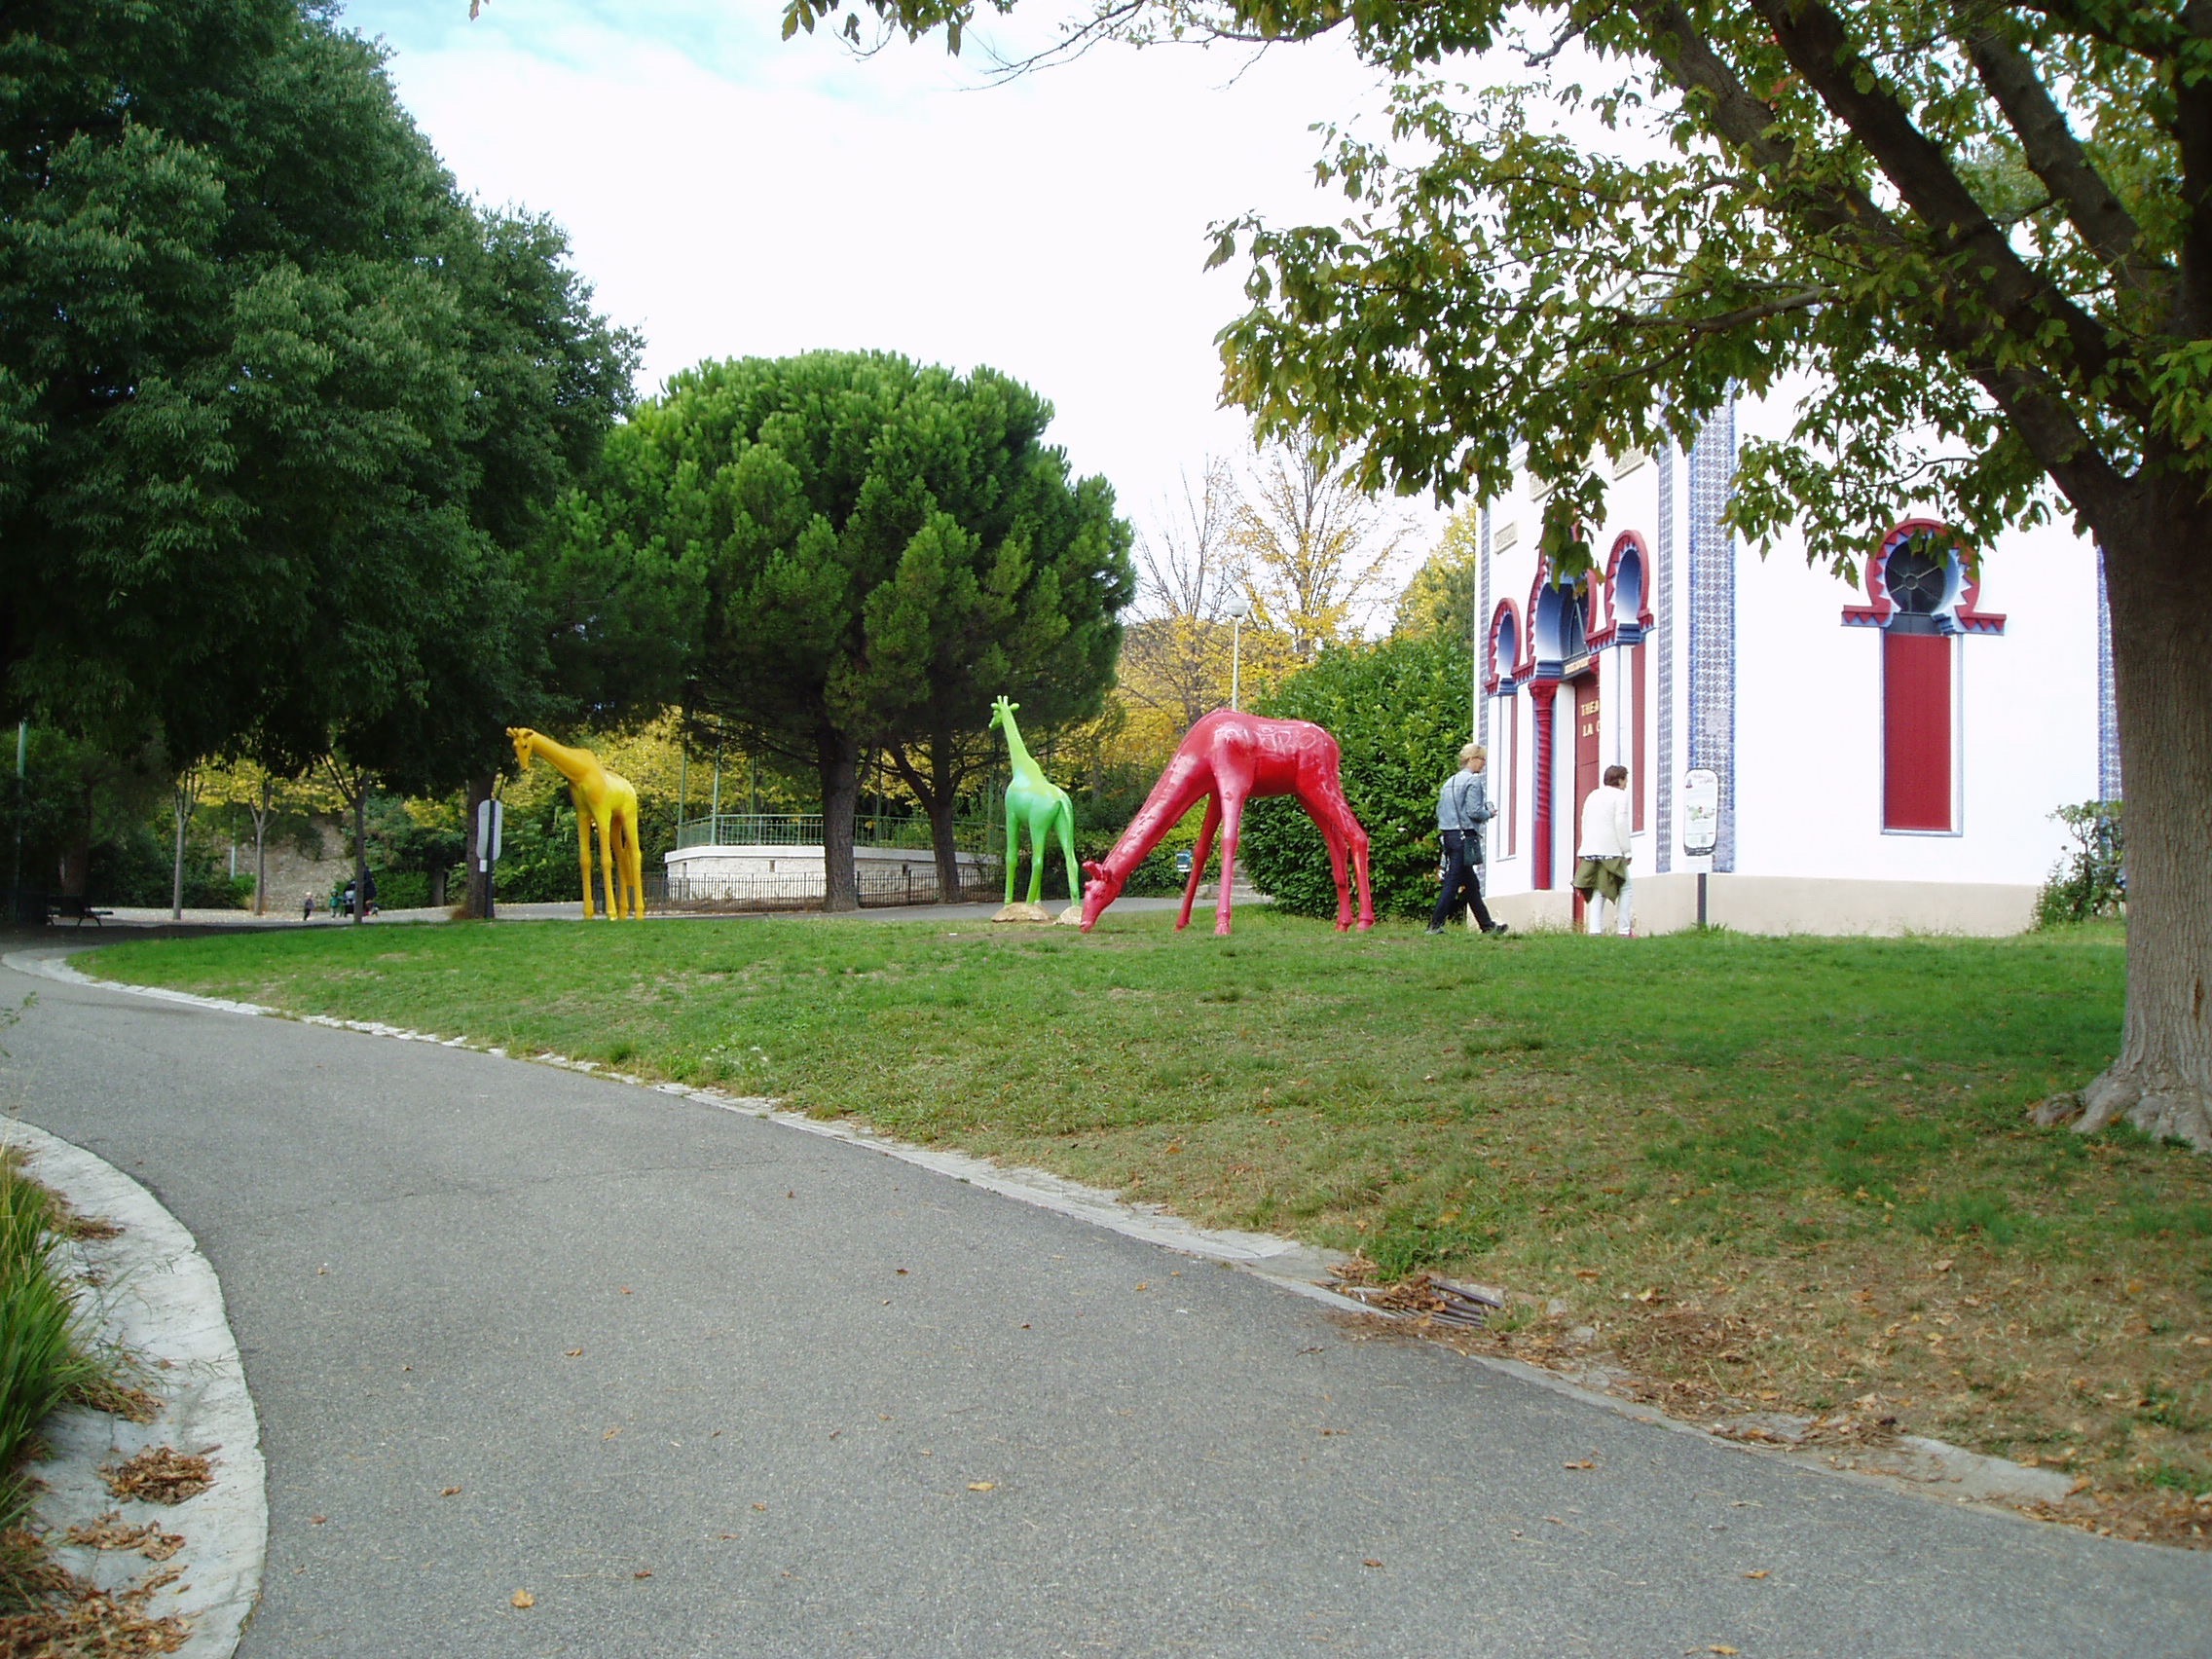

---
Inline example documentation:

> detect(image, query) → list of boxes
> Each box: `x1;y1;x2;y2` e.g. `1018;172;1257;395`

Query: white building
1474;390;2118;936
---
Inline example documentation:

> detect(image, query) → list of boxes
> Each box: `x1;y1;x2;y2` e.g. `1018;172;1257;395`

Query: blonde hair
1459;743;1487;766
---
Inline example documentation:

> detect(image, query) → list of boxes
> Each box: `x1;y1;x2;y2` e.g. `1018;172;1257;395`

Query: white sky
339;0;1446;572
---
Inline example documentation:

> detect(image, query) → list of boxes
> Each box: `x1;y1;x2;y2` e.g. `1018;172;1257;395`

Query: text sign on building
475;799;505;872
1681;768;1720;858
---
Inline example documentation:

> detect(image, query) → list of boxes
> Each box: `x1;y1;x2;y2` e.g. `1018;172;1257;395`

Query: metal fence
673;813;995;853
645;865;1005;913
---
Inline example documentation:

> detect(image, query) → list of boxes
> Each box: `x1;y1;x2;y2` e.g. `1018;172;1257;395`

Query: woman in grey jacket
1429;743;1507;936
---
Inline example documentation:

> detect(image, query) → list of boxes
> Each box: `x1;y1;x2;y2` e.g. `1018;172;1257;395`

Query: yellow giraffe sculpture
507;727;645;919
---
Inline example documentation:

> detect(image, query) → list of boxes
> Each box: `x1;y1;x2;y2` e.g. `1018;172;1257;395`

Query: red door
1569;674;1601;924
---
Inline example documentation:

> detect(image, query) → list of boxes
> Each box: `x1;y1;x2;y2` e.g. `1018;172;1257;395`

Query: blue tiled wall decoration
1686;396;1738;871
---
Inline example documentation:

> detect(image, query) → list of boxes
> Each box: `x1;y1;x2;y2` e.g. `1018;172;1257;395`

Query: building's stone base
1485;874;2040;938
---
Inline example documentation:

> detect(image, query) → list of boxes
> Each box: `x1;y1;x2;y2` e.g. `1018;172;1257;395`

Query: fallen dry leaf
511;1590;535;1609
1361;1559;1382;1568
63;1512;184;1562
1744;1569;1769;1579
564;1348;583;1358
633;1569;652;1580
2069;1475;2094;1495
1565;1459;1597;1469
439;1487;461;1497
967;1482;996;1493
752;1502;767;1512
101;1447;214;1505
309;1515;327;1526
1709;1647;1740;1656
603;1427;621;1441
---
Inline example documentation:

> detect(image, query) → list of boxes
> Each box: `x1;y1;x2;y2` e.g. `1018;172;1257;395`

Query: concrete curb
3;945;2089;1534
1;1115;267;1657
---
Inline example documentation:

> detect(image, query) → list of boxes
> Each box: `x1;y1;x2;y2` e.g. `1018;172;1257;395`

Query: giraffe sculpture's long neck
1099;750;1210;881
526;733;595;787
999;718;1043;784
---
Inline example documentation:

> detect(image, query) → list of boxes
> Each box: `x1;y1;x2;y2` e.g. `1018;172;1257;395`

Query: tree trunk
250;777;274;917
352;785;369;924
926;739;963;903
170;793;187;921
464;772;495;918
2036;498;2212;1147
891;736;968;904
169;770;200;921
818;725;862;912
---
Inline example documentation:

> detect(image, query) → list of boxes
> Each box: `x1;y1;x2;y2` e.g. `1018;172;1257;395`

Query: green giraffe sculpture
989;696;1083;906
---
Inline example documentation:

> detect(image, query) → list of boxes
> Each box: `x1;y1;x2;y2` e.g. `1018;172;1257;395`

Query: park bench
46;897;111;927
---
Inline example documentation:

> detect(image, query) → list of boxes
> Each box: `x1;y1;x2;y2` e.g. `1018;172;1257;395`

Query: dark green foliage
9;728;240;905
86;822;250;909
0;1;638;790
492;796;587;904
1238;633;1471;920
2036;801;2125;929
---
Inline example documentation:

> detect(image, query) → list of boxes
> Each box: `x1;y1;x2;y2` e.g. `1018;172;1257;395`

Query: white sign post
475;798;505;920
1681;768;1720;927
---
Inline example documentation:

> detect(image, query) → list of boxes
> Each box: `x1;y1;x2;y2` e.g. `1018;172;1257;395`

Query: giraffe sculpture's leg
1025;806;1050;904
573;793;596;919
621;808;645;917
594;810;621;919
608;814;633;918
1300;795;1354;931
1212;790;1248;937
1176;797;1221;932
1053;796;1082;904
1005;809;1020;905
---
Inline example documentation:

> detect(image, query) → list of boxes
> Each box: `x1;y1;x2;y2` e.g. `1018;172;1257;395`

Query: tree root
2031;1066;2212;1151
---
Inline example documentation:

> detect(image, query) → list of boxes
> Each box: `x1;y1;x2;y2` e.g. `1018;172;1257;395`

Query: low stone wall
664;843;995;905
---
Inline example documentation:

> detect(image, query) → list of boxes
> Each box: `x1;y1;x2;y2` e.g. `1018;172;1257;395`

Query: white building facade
1474;390;2118;936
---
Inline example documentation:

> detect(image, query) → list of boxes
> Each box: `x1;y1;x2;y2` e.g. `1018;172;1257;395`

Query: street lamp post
1225;597;1252;711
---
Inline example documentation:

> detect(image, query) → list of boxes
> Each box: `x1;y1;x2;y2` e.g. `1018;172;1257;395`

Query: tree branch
2008;0;2186;58
1961;22;2162;309
1751;0;2138;418
1630;0;2124;515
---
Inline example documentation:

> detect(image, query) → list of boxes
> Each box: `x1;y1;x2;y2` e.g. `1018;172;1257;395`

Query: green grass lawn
88;909;2212;1542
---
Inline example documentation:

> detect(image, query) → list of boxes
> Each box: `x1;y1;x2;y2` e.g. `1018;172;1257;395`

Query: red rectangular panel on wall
1507;701;1519;857
1883;632;1953;831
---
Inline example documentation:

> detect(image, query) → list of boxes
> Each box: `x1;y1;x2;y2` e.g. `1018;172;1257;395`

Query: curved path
1;952;2204;1658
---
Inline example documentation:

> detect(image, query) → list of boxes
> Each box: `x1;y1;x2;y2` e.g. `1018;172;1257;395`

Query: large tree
586;350;1131;909
3;2;641;914
784;0;2212;1148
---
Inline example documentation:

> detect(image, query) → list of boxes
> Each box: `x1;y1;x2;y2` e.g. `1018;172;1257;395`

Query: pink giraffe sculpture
1081;709;1374;937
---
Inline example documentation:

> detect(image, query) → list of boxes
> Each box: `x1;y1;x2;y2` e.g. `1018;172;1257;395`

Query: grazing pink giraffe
1081;709;1375;937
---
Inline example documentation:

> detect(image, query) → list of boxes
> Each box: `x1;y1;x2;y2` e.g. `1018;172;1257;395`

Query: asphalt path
2;947;2205;1658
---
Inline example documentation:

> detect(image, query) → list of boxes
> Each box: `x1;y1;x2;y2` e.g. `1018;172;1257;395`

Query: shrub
1238;632;1472;921
0;1157;100;1538
2035;799;2124;928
